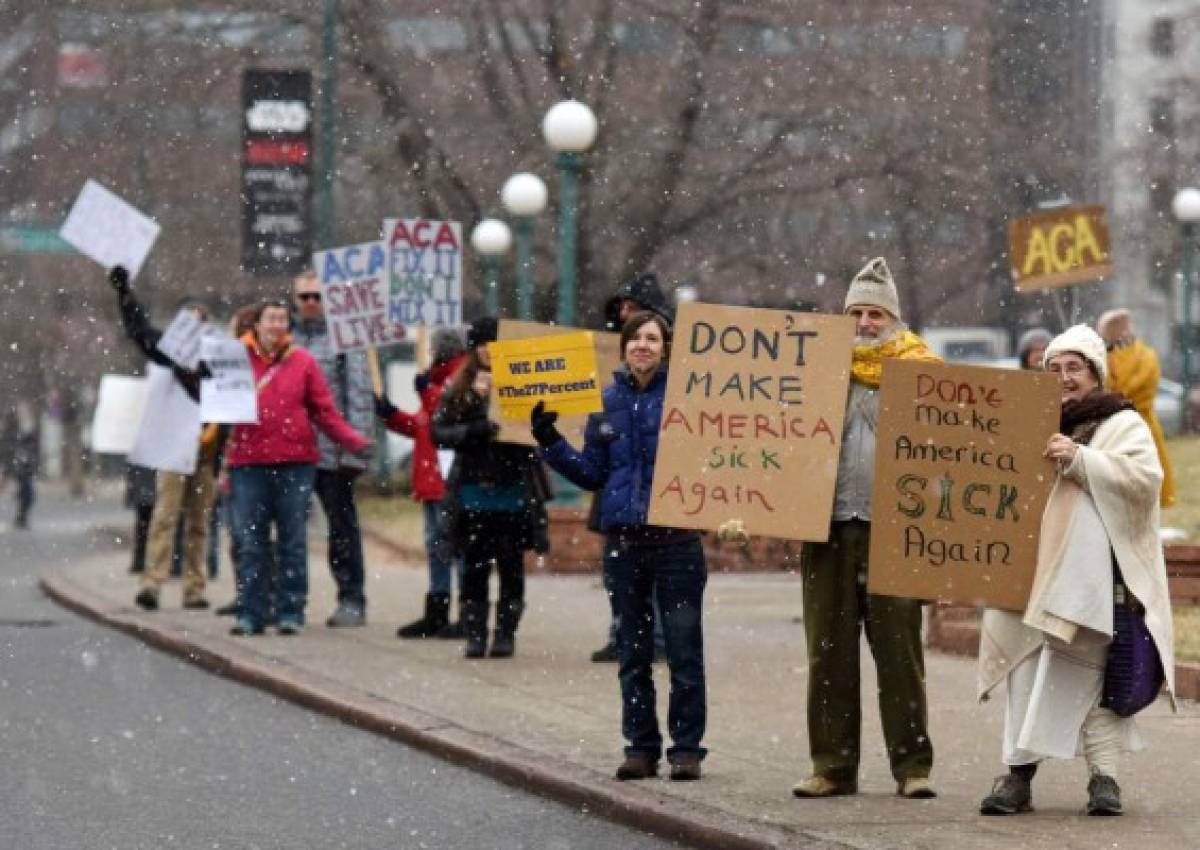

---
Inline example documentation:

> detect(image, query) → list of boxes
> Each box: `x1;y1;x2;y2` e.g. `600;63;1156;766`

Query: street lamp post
470;219;512;316
501;173;548;321
1172;188;1200;419
543;100;598;327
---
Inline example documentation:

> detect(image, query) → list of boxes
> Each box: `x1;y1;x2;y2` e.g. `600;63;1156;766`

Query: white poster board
128;364;202;474
199;337;257;423
313;241;406;353
155;309;205;370
90;374;149;454
383;218;462;329
59;180;161;278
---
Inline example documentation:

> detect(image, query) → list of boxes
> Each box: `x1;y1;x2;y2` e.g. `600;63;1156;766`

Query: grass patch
1175;606;1200;663
358;494;424;543
1163;435;1200;541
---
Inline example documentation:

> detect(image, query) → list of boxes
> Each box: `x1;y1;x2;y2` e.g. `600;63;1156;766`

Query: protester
375;326;468;639
978;324;1176;817
1096;309;1176;508
109;266;220;611
533;311;707;782
1017;327;1052;371
225;299;369;636
292;271;375;627
589;271;673;664
432;316;548;659
1;402;38;529
792;257;940;800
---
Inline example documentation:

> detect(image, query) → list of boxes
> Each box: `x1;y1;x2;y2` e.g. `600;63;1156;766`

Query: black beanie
467;316;498;349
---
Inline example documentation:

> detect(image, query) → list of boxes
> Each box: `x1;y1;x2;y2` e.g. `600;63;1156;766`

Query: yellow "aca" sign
1009;205;1113;292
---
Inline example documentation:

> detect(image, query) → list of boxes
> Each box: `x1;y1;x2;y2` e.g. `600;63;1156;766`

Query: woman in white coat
977;324;1175;817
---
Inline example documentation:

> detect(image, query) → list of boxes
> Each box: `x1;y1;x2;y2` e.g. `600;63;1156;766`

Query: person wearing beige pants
137;461;216;610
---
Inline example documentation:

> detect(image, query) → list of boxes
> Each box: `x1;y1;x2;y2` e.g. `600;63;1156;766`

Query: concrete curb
40;571;847;850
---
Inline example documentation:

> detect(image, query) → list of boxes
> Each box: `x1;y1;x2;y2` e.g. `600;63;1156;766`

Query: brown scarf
1060;391;1135;446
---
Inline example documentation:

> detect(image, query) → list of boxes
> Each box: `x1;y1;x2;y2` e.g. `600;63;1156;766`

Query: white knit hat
844;257;901;321
1043;324;1108;385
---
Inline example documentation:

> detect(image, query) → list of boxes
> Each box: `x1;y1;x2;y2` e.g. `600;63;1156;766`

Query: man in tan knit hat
793;257;942;800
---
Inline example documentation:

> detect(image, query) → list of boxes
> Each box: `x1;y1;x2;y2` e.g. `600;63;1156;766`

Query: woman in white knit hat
977;324;1176;817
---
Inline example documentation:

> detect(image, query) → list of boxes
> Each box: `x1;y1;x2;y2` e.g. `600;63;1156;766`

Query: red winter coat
226;333;368;468
383;354;465;502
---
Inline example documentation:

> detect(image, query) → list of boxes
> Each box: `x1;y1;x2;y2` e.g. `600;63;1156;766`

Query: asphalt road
0;483;679;850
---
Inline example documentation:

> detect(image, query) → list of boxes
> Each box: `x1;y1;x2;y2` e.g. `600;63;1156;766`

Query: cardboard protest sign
91;375;148;454
489;320;621;447
128;364;202;474
313;241;406;353
489;332;602;423
867;360;1061;611
647;303;854;540
59;179;161;278
155;309;206;370
199;337;257;423
1009;205;1112;292
383;218;462;329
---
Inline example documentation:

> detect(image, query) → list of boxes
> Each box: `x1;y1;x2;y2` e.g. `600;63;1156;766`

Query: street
0;484;679;850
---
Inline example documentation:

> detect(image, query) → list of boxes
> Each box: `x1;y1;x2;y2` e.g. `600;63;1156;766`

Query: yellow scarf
850;330;940;387
1106;340;1176;507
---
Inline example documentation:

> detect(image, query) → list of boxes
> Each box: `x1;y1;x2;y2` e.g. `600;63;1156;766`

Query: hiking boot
590;641;619;663
1086;774;1122;816
396;593;449;639
463;635;487;658
325;603;365;628
669;753;702;781
182;596;210;611
615;753;658;780
980;774;1033;815
462;600;488;659
791;775;857;798
134;588;159;611
897;777;937;799
489;630;515;658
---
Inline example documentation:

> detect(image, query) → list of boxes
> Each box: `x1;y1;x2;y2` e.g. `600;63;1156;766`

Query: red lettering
389;220;413;247
433;222;460;250
916;373;935;399
753;414;779;438
661;407;694;435
413;220;432;248
811;416;836;444
727;414;746;439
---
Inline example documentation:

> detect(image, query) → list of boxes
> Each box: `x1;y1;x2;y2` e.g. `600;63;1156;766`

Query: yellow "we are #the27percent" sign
488;332;603;422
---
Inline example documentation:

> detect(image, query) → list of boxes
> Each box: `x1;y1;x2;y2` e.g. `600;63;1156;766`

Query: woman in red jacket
375;327;468;638
225;300;369;636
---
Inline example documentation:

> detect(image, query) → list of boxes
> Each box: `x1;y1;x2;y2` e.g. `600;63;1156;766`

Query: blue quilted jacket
540;366;667;532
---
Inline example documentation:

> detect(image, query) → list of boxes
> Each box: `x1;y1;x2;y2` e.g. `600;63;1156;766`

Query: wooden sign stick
366;344;384;396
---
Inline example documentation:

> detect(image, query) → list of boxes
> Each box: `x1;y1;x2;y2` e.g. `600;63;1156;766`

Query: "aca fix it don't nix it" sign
1008;204;1112;292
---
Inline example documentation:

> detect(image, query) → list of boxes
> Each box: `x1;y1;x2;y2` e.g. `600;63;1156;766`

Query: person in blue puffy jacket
531;311;707;782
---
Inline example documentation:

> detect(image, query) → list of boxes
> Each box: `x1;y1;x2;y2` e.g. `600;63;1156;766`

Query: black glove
414;371;431;394
530;401;562;447
108;265;130;291
374;394;398;420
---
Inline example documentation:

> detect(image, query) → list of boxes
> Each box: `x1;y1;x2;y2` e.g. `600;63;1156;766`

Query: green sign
0;225;76;255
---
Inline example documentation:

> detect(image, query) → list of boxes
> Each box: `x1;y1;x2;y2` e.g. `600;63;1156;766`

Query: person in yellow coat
1096;309;1176;507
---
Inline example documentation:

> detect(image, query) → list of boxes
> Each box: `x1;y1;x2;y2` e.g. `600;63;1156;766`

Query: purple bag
1101;586;1164;717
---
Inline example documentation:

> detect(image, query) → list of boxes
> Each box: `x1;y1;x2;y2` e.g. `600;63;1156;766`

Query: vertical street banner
647;303;855;540
313;241;406;353
383;218;462;329
241;69;312;276
488;332;602;422
867;360;1061;611
491;320;621;447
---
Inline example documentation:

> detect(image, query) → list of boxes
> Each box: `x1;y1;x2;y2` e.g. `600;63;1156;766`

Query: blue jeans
604;537;707;760
231;464;316;627
313;469;366;609
423;500;462;596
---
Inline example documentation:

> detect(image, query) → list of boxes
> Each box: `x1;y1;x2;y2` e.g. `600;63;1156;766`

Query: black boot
396;593;450;639
489;599;524;658
435;596;466;639
463;600;489;659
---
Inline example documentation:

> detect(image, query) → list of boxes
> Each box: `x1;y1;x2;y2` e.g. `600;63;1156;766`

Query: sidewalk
43;526;1200;850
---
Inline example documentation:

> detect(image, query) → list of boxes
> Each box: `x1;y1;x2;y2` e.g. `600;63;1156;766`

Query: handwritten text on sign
488;332;602;422
647;303;854;540
384;218;462;328
314;241;406;354
867;360;1060;611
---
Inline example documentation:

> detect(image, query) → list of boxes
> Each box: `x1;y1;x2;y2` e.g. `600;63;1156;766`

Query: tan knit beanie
844;257;902;321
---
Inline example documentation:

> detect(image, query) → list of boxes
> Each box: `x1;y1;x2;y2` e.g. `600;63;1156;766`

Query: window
1151;18;1174;57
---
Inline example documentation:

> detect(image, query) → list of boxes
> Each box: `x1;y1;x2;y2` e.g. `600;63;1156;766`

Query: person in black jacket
109;266;221;611
431;316;547;659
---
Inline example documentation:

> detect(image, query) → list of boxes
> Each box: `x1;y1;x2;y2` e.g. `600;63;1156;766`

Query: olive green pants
801;520;933;783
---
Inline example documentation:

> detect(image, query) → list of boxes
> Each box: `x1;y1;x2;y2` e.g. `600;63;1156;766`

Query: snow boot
396;593;450;639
